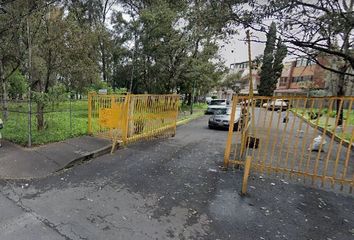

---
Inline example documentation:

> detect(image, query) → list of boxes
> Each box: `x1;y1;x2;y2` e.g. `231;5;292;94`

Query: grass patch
291;108;354;142
2;101;88;146
180;103;208;112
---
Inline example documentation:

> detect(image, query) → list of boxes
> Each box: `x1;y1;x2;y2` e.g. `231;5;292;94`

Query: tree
8;70;28;99
222;72;243;93
111;0;226;98
0;0;27;120
250;0;353;124
258;22;287;96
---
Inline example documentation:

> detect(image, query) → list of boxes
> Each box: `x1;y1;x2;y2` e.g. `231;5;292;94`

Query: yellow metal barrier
224;96;354;194
88;93;179;152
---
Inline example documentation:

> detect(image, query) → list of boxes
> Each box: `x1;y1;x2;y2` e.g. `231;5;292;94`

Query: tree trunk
37;101;45;131
187;93;192;106
101;40;107;82
0;59;8;120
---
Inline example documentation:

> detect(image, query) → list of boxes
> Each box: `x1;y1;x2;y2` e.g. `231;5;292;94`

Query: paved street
0;116;353;240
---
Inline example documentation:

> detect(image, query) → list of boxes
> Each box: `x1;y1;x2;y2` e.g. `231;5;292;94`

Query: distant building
229;60;260;95
274;56;327;96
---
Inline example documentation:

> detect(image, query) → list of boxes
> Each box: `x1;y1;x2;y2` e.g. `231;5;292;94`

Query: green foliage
7;70;28;99
2;101;88;145
222;72;243;93
258;22;287;96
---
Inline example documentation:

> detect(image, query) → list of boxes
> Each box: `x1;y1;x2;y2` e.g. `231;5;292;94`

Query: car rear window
210;100;225;105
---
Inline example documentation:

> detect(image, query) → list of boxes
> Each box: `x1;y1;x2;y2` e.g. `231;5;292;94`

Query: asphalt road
0;116;353;240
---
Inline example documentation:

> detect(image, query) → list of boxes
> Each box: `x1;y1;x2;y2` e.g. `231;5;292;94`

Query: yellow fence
88;93;179;152
224;96;354;194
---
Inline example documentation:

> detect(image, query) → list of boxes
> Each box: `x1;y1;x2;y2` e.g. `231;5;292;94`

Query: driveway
0;116;353;240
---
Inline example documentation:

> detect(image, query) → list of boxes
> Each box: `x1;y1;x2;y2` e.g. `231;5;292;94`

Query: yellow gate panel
224;96;354;194
88;93;179;152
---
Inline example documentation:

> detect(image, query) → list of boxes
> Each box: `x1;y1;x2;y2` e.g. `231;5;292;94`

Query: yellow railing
88;93;179;152
224;96;354;194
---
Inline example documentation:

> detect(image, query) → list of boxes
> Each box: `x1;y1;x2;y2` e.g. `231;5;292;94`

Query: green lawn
291;108;354;142
2;100;88;146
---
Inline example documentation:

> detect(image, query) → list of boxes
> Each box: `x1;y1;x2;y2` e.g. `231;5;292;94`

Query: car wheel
208;125;214;129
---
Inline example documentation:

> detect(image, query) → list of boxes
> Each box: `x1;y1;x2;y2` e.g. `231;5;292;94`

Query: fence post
69;95;72;136
28;89;32;147
241;156;252;195
173;95;179;136
223;96;238;170
122;94;131;144
88;92;92;135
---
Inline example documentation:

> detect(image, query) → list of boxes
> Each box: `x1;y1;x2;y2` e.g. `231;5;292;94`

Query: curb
0;144;113;181
57;144;112;171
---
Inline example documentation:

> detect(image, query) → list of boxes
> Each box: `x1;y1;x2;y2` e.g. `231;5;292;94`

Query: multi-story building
275;56;329;96
229;60;260;95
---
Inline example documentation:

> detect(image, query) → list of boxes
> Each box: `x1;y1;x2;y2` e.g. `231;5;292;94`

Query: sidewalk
0;136;111;179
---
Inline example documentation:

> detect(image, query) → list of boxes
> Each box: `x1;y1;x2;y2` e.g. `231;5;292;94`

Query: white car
208;107;243;130
205;99;228;115
262;99;288;110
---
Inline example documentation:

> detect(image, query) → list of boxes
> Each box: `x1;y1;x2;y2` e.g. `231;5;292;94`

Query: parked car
205;99;228;115
208;99;227;106
208;107;244;131
205;105;228;115
262;99;288;111
205;97;212;104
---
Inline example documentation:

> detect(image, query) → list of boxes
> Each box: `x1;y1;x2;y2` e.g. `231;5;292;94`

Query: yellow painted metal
223;96;238;169
223;95;354;193
88;93;179;152
88;92;93;135
241;156;252;195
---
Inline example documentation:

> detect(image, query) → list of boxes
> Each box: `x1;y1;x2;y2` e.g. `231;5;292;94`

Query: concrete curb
0;144;113;181
292;111;353;148
56;144;112;171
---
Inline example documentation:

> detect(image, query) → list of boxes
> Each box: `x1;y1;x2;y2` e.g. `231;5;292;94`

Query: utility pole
246;30;255;133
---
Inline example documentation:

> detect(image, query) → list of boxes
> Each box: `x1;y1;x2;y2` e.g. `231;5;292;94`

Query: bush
8;70;28;99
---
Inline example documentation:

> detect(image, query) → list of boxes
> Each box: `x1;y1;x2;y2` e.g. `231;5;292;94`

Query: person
0;118;3;147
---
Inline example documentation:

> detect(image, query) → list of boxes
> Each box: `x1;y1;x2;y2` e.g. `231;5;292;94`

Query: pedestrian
0;118;3;147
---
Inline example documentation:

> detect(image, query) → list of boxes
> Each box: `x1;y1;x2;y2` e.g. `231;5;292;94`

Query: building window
292;75;313;83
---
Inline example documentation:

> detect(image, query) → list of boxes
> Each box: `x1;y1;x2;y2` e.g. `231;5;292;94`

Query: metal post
28;89;32;147
88;92;92;135
223;96;238;170
241;156;252;195
69;95;72;136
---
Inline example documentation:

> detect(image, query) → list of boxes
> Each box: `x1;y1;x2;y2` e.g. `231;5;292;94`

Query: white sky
218;31;266;67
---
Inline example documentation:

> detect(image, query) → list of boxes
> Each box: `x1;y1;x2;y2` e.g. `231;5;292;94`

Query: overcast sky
218;29;266;68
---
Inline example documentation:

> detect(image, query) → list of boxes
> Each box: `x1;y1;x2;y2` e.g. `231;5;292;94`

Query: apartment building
229;60;260;95
275;56;328;96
